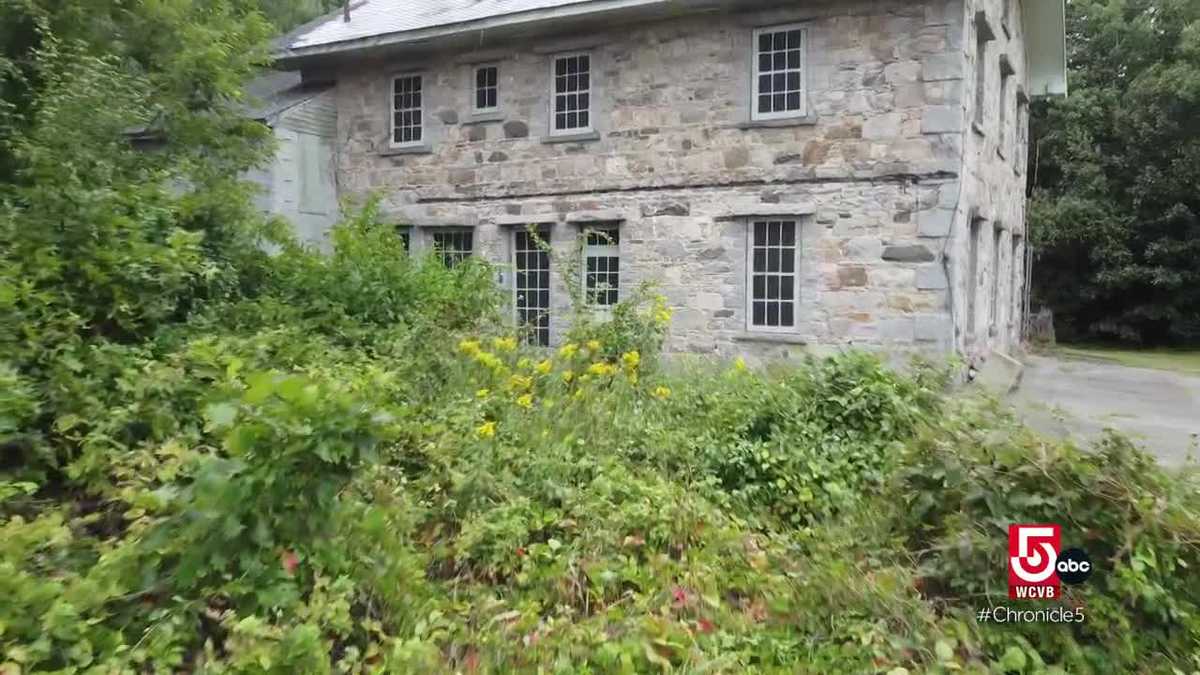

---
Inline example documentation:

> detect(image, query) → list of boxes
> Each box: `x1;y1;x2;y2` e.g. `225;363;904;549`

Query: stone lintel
564;209;627;223
492;214;560;227
715;203;817;220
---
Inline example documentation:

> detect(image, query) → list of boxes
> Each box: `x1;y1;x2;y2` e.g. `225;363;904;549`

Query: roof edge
274;0;674;67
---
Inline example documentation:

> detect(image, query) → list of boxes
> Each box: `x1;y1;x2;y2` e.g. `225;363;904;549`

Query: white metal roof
288;0;619;50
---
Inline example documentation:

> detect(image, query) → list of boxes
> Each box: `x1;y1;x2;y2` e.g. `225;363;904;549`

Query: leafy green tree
1028;0;1200;343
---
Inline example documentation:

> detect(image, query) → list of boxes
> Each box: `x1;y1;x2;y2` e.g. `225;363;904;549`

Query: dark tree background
1028;0;1200;344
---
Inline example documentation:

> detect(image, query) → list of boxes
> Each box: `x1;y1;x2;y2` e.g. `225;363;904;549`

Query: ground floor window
431;229;473;267
514;228;551;346
582;226;620;308
747;220;798;329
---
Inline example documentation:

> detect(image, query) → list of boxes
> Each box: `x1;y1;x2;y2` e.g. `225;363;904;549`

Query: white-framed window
391;74;423;147
973;17;992;128
582;226;620;308
751;24;806;120
746;220;799;330
550;52;591;134
514;228;552;346
396;226;412;253
473;64;499;113
990;225;1003;333
431;229;473;268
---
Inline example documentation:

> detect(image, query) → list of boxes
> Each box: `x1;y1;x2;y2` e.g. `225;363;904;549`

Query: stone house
273;0;1066;361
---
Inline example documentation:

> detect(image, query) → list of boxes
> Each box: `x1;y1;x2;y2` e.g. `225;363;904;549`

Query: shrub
895;399;1200;672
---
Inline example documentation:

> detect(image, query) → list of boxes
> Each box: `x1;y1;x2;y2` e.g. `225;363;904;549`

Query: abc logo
1056;548;1093;585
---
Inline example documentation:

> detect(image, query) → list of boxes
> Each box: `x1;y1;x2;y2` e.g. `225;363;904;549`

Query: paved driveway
1012;354;1200;466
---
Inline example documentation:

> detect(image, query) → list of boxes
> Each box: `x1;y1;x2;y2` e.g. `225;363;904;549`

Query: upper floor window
582;226;620;307
747;220;799;330
551;53;591;134
392;74;423;146
474;65;499;113
752;25;806;120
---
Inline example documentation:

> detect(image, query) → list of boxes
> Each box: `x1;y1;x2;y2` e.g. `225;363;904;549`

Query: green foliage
3;0;1200;669
896;403;1200;672
1029;0;1200;343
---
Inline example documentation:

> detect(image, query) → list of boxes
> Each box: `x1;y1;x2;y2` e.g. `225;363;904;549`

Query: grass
1055;344;1200;375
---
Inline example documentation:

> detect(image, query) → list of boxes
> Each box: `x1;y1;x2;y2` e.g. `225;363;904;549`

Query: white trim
579;224;620;309
471;63;501;114
389;72;425;148
548;51;594;136
512;226;553;345
750;24;808;122
744;218;801;333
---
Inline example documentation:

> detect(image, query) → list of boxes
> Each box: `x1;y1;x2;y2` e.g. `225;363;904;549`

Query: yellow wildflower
587;362;616;377
558;343;579;359
573;389;585;400
628;373;639;385
561;370;575;383
458;339;481;355
653;386;671;400
476;420;496;439
492;336;518;352
534;359;553;375
586;339;602;353
653;296;673;326
516;393;534;409
507;374;533;392
621;350;641;371
474;351;503;371
476;388;491;399
516;357;532;370
734;356;747;372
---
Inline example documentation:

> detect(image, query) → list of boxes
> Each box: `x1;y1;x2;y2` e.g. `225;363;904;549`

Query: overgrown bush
3;5;1200;669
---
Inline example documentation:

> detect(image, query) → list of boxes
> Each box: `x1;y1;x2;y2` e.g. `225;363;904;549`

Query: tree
1028;0;1200;344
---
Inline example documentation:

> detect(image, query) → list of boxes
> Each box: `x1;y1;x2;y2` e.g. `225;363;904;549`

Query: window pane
787;29;802;48
753;302;765;325
773;31;786;50
781;302;794;326
767;302;779;326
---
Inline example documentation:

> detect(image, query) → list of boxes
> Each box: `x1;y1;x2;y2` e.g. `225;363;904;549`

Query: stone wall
950;0;1030;358
318;0;1012;359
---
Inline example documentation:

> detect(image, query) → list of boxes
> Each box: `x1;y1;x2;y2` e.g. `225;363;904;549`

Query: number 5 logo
1008;524;1061;599
1011;525;1058;581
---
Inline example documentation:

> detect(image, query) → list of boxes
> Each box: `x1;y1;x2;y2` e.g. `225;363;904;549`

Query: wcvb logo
1008;524;1061;599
